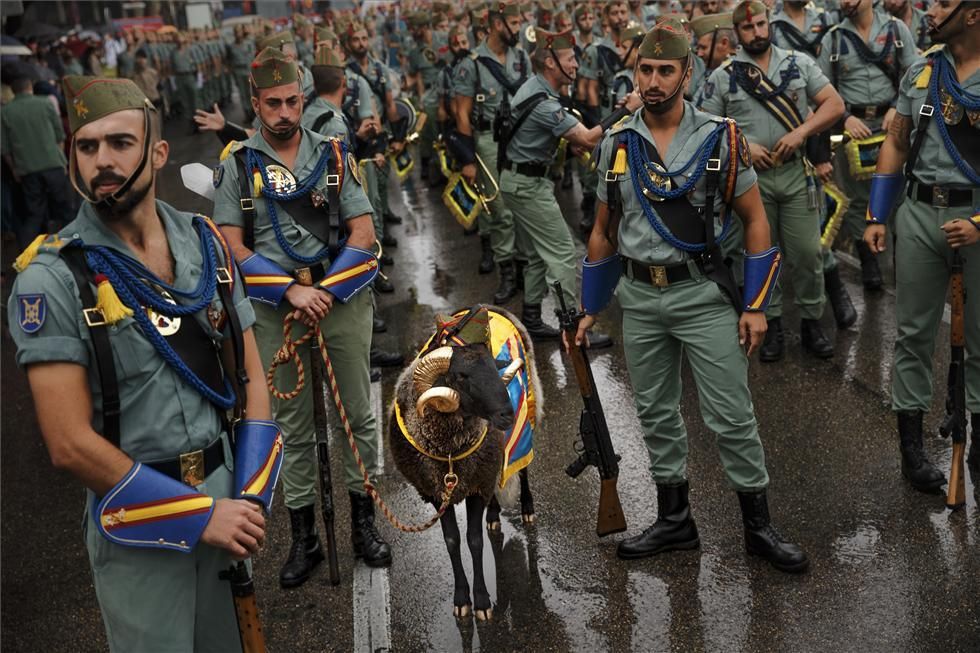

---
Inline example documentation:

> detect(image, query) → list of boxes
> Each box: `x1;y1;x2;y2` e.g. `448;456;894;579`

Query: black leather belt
292;262;327;286
848;103;891;120
906;181;973;208
146;437;226;487
503;161;549;178
474;118;493;131
623;256;706;288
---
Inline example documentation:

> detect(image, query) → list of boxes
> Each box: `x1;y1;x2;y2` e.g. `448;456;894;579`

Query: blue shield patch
212;165;224;189
18;294;46;334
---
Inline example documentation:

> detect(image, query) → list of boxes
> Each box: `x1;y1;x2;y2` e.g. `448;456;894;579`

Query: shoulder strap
476;55;523;95
233;149;256;251
312;110;335;134
507;91;549;141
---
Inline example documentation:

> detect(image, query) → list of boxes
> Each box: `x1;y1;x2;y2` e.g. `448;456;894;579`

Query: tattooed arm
875;112;913;175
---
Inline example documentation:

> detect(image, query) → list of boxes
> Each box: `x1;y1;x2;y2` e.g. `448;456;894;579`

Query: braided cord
732;57;800;100
930;54;980;185
840;27;895;64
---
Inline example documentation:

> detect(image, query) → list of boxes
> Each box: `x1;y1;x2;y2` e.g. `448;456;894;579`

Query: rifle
940;250;967;510
219;562;267;653
311;345;342;585
553;281;627;537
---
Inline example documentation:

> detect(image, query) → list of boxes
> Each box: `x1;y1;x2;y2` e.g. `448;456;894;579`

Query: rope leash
266;313;456;533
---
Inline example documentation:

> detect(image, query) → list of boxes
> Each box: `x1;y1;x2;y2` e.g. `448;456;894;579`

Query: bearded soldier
212;49;392;588
863;0;980;486
769;0;833;58
9;76;282;650
883;0;932;51
573;20;809;573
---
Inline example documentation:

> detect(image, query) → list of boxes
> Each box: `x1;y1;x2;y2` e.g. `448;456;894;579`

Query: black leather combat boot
521;303;560;340
280;505;324;588
350;492;392;567
370;346;404;368
824;267;857;328
736;490;809;573
479;235;494;275
384;211;403;225
585;330;613;349
897;410;946;492
800;319;834;359
493;261;518;304
759;317;784;363
968;413;980;472
515;260;526;291
617;481;700;559
855;240;883;291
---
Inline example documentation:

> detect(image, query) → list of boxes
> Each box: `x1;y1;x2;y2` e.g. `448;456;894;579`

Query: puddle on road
833;521;882;565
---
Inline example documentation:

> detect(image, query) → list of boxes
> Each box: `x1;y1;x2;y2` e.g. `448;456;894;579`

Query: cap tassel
13;234;47;272
94;274;134;324
612;145;628;176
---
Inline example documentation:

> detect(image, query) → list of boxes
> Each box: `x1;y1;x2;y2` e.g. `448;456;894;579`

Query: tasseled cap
433;1;453;13
293;13;310;28
313;46;346;69
534;28;576;50
639;18;691;59
344;19;366;43
255;30;295;53
619;24;647;46
574;4;593;20
449;25;470;46
250;48;299;89
538;0;556;11
435;306;491;347
62;76;154;135
315;26;337;47
406;12;431;28
732;1;769;26
690;12;733;38
490;0;523;18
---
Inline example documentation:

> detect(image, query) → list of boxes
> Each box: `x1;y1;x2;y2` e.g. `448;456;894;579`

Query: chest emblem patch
264;164;297;194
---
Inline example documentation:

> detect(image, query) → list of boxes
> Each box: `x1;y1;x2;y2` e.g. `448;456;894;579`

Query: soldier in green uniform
610;25;647;107
302;48;353;142
293;14;316;68
501;27;636;344
817;0;917;290
701;1;846;361
229;26;255;119
769;0;832;58
8;75;281;651
572;20;809;573
406;13;446;182
689;12;736;106
171;33;198;125
883;0;931;51
863;0;980;486
212;49;393;587
452;0;530;303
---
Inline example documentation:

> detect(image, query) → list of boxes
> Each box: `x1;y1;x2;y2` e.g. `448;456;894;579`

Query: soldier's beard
91;176;153;222
263;118;300;141
742;37;771;55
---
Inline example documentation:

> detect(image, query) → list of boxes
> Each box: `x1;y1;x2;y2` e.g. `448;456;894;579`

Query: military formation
4;0;979;650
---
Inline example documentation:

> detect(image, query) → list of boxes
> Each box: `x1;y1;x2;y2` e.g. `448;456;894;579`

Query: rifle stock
944;251;966;510
311;349;342;585
220;562;267;653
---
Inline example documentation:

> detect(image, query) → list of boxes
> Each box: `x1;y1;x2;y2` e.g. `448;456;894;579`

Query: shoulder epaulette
468;52;478;60
720;59;734;70
921;44;944;57
13;233;73;272
219;140;244;162
827;23;843;33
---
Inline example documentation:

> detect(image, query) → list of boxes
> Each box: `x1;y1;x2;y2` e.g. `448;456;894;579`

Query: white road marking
352;564;392;653
372;379;385;476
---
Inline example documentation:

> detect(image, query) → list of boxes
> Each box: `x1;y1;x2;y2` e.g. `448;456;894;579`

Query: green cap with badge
574;4;593;20
490;0;523;18
732;1;768;26
620;24;647;45
62;75;154;134
690;12;733;38
315;27;337;46
639;17;691;59
256;30;295;53
534;27;576;50
313;46;346;69
250;47;299;89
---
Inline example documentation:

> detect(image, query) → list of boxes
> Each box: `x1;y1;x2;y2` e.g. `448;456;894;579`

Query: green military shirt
595;103;757;265
688;54;708;101
817;9;917;108
909;6;930;50
296;39;315;68
581;37;622;113
453;42;530;125
300;65;314;99
700;45;830;150
228;41;253;70
1;94;67;176
505;74;580;165
611;68;635;105
407;39;442;90
344;70;377;122
347;57;389;115
212;127;374;273
897;46;980;188
171;48;194;74
117;50;135;78
302;97;350;141
8;200;255;461
770;6;831;56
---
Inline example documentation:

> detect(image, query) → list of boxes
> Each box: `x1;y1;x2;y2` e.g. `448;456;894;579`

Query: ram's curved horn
500;358;524;385
413;346;454;396
416;387;461;417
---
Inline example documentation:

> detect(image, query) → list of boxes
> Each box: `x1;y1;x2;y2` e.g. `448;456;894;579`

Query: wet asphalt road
2;107;978;653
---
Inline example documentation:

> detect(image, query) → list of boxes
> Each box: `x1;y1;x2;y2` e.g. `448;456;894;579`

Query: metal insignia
18;294;46;334
940;89;964;125
145;287;182;337
738;132;752;168
212;165;223;189
207;302;226;331
264;164;297;194
347;152;362;185
424;49;436;63
642;163;672;202
968;109;980;126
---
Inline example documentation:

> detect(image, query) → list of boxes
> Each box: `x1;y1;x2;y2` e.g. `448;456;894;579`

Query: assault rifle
554;282;627;537
311;349;342;585
940;250;967;510
219;562;267;653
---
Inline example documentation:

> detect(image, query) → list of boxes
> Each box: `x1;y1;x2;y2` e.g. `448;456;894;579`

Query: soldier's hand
844;115;872;140
566;313;596;353
390;140;405;154
625;89;643;112
285;284;334;326
864;223;887;253
461;163;477;185
201;498;266;560
881;107;897;133
748;143;774;171
814;161;833;184
739;311;767;356
193;103;225;132
772;128;806;163
941;219;980;249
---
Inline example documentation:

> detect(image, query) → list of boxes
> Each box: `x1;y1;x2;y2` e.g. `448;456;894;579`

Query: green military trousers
892;197;980;412
84;458;241;652
618;273;770;490
757;161;826;320
499;169;577;307
174;73;197;117
233;69;251;110
361;160;385;239
253;290;378;504
475;131;518;261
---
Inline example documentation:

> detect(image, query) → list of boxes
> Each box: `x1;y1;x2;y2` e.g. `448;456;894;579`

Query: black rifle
940;250;967;510
219;562;267;653
311;346;342;584
554;282;627;537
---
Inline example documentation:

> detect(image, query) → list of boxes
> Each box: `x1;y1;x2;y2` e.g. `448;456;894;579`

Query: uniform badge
145;288;181;337
347;153;362;185
554;109;566;124
703;81;715;100
17;294;46;334
208;302;227;331
940;89;964;125
738;131;752;167
968;109;980;126
264;164;297;194
424;49;436;63
641;162;672;202
212;165;223;189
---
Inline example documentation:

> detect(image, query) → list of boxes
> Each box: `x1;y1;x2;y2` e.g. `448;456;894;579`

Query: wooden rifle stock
311;348;342;585
220;562;267;653
944;251;966;510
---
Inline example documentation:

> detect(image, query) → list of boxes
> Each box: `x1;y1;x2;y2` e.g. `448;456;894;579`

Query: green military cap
472;8;490;28
315;26;337;46
407;12;431;28
343;19;366;42
732;0;768;25
433;1;453;13
573;4;593;19
657;12;690;26
293;13;310;28
467;0;487;11
690;12;733;38
256;30;295;53
313;46;346;69
619;24;646;44
62;75;154;135
539;0;556;11
639;17;691;59
449;24;469;45
534;27;576;49
490;0;523;17
249;47;299;89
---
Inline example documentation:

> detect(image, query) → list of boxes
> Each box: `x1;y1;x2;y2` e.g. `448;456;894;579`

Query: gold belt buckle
650;265;669;288
295;267;314;286
864;105;877;121
180;450;205;487
932;186;949;208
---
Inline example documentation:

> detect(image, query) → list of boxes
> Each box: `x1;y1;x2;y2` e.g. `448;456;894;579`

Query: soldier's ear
150;138;169;171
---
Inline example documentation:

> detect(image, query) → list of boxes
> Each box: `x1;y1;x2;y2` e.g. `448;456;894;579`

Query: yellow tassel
219;140;236;162
915;63;932;89
94;274;134;324
252;170;262;197
13;234;47;272
611;146;627;175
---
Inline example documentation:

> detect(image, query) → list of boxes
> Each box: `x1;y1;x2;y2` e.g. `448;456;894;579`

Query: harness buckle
604;170;620;182
650;265;669;288
864;105;877;121
829;53;840;62
932;186;949;209
895;39;904;49
179;450;206;487
325;174;340;187
240;198;254;212
920;104;935;117
475;93;486;103
216;267;233;285
83;308;107;327
706;158;722;172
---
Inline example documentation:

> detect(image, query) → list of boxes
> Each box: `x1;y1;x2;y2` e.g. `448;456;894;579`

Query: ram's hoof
522;513;536;524
453;604;471;618
486;520;501;532
475;608;493;622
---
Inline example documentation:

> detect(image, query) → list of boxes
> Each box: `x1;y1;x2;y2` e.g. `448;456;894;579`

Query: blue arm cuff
95;463;214;553
240;253;295;307
317;245;379;303
866;173;904;225
743;247;782;312
233;419;284;513
581;254;622;315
